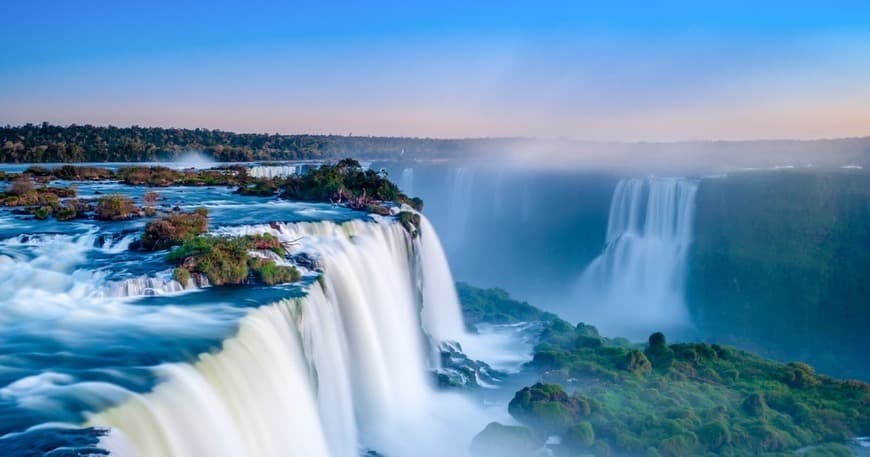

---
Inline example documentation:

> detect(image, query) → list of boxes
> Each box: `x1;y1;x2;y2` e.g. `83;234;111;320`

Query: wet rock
435;340;504;388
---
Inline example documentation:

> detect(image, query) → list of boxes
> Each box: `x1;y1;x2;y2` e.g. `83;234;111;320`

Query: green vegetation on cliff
459;283;869;457
689;170;870;380
457;282;559;329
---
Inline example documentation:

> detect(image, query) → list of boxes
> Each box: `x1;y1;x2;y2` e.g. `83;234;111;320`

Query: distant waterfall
87;218;486;457
446;168;475;254
574;177;698;338
401;167;415;196
248;165;297;178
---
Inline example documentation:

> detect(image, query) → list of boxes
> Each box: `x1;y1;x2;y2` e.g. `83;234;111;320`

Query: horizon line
4;121;870;145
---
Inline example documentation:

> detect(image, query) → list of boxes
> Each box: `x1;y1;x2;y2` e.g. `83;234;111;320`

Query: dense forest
0;123;491;163
689;170;870;380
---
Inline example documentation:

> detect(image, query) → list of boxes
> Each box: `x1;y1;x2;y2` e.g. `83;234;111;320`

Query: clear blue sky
2;1;869;140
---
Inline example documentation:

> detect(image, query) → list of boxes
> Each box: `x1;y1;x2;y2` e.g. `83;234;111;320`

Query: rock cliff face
688;170;870;380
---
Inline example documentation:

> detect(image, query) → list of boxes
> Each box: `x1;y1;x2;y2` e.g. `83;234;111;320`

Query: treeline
0;123;488;163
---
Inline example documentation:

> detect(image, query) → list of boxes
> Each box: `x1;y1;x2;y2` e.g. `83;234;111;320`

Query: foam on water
86;217;498;457
574;177;699;338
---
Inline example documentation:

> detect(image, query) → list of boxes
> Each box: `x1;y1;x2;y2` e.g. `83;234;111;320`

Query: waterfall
418;217;466;343
574;177;699;338
248;165;298;179
86;217;488;457
401;167;414;196
446;168;475;254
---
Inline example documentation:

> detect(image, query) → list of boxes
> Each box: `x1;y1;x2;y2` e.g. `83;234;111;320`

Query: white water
446;168;475;254
574;177;699;338
88;217;497;457
248;165;298;178
401;167;414;196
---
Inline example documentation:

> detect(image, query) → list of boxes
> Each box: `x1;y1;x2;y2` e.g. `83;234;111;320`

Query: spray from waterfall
87;217;492;457
446;168;475;254
574;177;698;339
401;167;415;196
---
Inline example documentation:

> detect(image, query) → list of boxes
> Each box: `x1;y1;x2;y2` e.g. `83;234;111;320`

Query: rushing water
0;175;530;456
573;177;699;338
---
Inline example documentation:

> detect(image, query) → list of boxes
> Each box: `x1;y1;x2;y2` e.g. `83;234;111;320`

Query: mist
449;136;870;174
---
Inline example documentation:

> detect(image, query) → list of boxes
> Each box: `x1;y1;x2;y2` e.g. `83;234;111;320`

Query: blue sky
2;1;870;140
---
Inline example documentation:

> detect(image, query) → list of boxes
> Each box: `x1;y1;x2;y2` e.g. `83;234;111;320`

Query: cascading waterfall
446;168;475;254
248;165;298;179
401;167;415;196
86;217;489;457
574;177;699;338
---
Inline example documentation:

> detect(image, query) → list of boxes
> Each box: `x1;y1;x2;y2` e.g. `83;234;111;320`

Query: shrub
509;383;590;435
33;206;52;220
658;433;697;457
786;362;819;388
470;422;540;457
563;422;595;449
193;238;250;286
249;259;300;285
623;350;652;375
645;332;675;371
238;179;278;196
54;165;114;181
697;421;731;449
95;194;136;220
249;233;285;255
172;267;191;286
280;159;423;211
55;205;76;221
45;186;77;198
140;208;208;250
803;443;853;457
143;191;160;205
118;166;180;186
741;393;767;417
7;177;34;196
37;192;60;209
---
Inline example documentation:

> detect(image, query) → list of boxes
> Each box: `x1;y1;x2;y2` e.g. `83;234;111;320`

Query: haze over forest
2;123;868;172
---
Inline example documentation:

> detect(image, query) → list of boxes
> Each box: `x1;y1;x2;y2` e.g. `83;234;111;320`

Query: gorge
0;160;867;457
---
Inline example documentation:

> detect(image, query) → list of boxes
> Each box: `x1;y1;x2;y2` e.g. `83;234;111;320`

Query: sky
2;1;870;141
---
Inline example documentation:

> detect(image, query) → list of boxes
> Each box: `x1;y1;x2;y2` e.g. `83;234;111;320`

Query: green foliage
140;208;209;250
166;234;301;287
249;233;286;256
470;422;541;457
563;421;595;449
280;159;422;210
0;123;484;163
623;350;652;375
172;267;190;286
249;259;300;285
697;421;730;449
461;284;870;457
509;383;591;435
190;237;250;286
238;178;278;196
688;170;870;380
54;205;76;221
456;282;560;329
741;392;768;417
803;443;853;457
117;166;182;186
95;194;136;220
33;206;51;220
